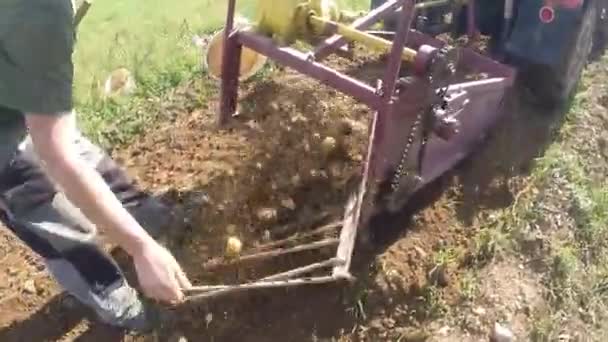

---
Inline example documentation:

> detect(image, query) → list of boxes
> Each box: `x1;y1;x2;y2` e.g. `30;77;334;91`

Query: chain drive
388;46;455;199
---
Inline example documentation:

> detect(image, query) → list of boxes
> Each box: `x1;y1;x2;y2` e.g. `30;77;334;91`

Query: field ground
1;2;608;342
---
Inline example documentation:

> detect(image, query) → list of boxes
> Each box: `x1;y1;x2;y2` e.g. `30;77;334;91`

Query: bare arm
24;111;191;302
25;112;154;255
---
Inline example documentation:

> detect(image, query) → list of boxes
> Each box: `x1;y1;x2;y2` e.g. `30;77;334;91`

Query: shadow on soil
0;68;570;341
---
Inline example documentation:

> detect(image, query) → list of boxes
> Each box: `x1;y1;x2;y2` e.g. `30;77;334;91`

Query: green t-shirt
0;0;75;169
0;0;75;116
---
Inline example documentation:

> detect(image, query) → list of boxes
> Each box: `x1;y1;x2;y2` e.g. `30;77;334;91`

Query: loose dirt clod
280;197;296;210
22;279;36;294
256;208;278;222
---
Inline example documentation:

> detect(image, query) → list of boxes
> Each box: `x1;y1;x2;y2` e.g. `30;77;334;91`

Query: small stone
205;312;213;327
22;279;37;294
558;333;571;341
491;322;514;342
413;246;428;259
473;307;487;316
256;208;278;222
7;267;18;276
437;325;450;336
310;169;320;178
280;198;296;210
169;333;188;342
169;334;188;342
262;230;272;242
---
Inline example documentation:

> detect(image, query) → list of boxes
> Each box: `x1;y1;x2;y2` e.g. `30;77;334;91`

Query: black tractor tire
520;1;597;110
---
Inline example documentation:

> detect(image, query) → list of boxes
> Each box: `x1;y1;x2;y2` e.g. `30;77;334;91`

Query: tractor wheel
522;1;597;109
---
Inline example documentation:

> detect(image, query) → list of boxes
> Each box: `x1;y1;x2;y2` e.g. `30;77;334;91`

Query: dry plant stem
203;238;340;270
184;276;340;302
253;221;343;251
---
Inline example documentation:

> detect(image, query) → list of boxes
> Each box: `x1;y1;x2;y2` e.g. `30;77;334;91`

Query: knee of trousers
3;133;173;239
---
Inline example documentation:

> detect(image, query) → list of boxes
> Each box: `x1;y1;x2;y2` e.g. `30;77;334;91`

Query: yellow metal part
255;0;342;45
204;0;430;80
205;25;268;81
308;15;417;62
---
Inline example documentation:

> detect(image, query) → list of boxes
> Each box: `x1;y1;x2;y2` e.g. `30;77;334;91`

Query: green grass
71;0;370;143
465;58;608;338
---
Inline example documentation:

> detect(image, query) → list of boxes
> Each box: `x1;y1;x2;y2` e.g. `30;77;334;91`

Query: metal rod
184;259;342;300
309;16;417;62
381;0;416;102
252;220;342;252
313;0;405;60
239;31;382;109
260;258;343;281
416;0;451;10
203;238;340;270
219;0;241;125
184;276;341;302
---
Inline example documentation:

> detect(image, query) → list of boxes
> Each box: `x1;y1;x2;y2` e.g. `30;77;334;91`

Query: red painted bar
239;31;382;109
219;0;240;125
381;0;416;104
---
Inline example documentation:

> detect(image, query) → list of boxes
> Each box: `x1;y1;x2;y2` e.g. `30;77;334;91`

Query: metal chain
389;46;454;194
390;110;424;192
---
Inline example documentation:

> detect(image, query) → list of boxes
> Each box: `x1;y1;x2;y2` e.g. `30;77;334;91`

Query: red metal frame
215;0;516;279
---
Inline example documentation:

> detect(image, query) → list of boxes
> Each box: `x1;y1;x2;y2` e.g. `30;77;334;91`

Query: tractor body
374;0;608;107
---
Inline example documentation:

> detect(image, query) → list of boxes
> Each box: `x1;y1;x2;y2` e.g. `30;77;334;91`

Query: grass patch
72;0;371;145
465;56;608;338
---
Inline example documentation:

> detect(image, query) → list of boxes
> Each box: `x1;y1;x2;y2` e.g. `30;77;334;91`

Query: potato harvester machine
185;0;515;300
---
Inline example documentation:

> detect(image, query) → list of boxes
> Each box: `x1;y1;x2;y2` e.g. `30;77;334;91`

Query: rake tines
184;219;358;302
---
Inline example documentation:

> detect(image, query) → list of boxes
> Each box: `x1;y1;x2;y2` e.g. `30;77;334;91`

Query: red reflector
539;6;555;23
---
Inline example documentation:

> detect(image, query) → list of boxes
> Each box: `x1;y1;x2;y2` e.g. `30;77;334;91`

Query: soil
0;35;598;341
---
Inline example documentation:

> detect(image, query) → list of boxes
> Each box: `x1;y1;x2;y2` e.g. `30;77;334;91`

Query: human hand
132;240;192;304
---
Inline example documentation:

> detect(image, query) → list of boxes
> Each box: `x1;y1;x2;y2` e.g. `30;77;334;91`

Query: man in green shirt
0;0;192;333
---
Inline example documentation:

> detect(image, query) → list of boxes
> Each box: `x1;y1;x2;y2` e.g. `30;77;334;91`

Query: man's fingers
175;268;193;290
143;276;182;304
